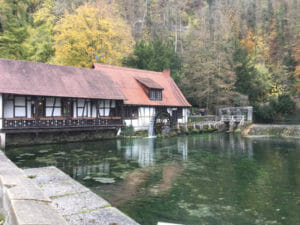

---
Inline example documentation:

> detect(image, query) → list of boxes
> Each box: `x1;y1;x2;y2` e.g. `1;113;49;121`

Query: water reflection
72;161;110;179
123;139;155;167
6;134;300;225
177;138;188;161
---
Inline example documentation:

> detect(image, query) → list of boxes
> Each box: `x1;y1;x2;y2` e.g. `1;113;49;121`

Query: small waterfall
148;116;156;138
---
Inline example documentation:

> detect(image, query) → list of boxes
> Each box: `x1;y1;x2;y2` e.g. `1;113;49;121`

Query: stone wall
0;151;69;225
242;124;300;137
6;130;117;147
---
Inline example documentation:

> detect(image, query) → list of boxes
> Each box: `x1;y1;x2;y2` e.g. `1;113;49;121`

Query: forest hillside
0;0;299;122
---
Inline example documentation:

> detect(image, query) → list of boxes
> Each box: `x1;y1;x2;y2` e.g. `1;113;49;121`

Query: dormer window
135;77;164;101
149;89;162;101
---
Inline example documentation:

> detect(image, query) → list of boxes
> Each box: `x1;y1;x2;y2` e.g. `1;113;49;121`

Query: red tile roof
135;77;163;90
93;63;191;107
0;58;126;100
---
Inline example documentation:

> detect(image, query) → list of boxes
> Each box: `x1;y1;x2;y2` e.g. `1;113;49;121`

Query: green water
5;134;300;225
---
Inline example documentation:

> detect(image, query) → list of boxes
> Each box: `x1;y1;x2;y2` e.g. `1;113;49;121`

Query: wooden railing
2;117;122;130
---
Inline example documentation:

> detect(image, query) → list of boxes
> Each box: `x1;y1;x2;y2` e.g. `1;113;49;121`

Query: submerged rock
93;177;116;184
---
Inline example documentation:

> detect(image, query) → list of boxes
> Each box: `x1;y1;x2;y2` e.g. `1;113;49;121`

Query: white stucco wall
178;108;188;124
124;107;156;131
125;107;189;131
3;100;13;118
27;101;31;118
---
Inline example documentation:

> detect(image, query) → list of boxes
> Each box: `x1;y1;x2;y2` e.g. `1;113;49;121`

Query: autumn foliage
53;3;134;67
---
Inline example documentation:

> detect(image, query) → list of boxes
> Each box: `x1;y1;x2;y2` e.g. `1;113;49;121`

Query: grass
0;214;4;223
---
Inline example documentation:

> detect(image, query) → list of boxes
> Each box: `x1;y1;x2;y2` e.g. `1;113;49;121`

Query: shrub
254;95;296;123
122;125;134;136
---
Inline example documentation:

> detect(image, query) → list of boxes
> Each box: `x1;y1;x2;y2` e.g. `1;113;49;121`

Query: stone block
25;167;70;185
37;179;90;198
7;179;50;202
24;167;89;198
11;199;69;225
52;191;110;216
65;207;139;225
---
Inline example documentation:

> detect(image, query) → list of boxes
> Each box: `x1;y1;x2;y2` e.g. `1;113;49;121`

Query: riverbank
242;124;300;138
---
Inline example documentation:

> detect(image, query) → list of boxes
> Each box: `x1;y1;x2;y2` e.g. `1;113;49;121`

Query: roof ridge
93;63;163;75
0;58;95;73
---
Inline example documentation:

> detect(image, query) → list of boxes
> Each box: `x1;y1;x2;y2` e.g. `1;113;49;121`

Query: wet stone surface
24;166;139;225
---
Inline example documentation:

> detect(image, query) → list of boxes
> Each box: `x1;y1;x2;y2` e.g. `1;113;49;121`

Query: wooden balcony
1;117;123;133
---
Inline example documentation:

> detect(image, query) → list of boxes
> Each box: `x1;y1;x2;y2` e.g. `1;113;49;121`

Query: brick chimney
162;69;171;77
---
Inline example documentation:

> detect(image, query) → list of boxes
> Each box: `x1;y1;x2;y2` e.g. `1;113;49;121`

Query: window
75;99;91;118
123;106;138;119
177;108;183;119
14;96;26;117
62;99;73;117
149;89;162;101
4;95;32;118
45;97;62;117
98;100;115;117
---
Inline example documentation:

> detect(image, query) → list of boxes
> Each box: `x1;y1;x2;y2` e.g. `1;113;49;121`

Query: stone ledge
24;166;140;225
65;207;139;225
0;151;69;225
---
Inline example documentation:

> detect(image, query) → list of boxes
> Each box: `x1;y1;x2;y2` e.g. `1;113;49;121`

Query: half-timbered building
0;58;190;147
93;63;191;131
0;58;125;148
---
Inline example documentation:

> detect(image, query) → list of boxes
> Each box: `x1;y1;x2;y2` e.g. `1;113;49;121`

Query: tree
53;3;134;67
0;0;31;59
181;1;248;113
124;40;182;82
25;0;55;62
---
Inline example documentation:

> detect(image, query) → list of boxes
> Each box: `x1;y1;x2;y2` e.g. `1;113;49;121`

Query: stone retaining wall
242;124;300;137
0;151;69;225
5;130;117;147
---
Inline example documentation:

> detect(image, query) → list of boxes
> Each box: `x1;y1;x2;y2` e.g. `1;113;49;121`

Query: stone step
24;166;139;225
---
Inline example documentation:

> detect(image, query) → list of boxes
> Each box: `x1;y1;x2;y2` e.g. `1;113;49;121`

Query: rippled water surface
6;134;300;225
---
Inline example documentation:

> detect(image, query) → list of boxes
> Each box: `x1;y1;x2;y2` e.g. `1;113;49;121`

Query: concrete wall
0;151;69;225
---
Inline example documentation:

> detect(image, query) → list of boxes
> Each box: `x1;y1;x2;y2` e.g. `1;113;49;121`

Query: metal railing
2;117;122;130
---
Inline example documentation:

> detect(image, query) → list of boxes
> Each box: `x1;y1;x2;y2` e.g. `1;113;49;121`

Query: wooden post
0;93;3;130
34;97;39;126
0;93;6;149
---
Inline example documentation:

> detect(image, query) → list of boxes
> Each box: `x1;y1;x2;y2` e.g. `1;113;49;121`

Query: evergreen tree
124;40;182;82
0;0;31;59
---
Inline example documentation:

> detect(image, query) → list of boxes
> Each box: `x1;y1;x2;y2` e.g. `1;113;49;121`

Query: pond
5;134;300;225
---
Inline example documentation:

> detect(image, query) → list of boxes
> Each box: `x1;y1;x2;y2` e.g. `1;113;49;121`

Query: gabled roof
135;77;163;90
93;63;191;107
0;58;126;100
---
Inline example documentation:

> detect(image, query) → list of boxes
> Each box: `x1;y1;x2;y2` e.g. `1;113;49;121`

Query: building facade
0;59;190;147
93;63;191;131
0;59;125;148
